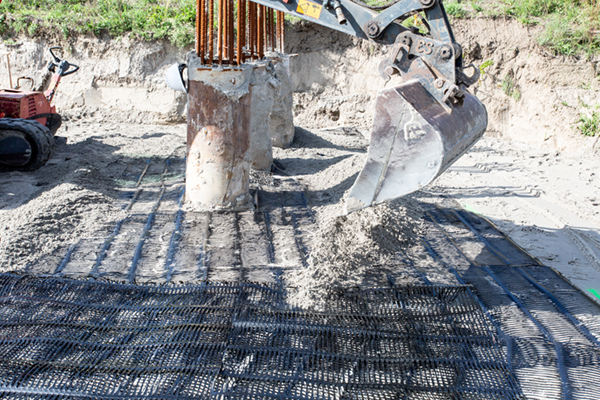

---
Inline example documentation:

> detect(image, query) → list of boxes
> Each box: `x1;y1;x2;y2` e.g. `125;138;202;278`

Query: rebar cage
195;0;285;65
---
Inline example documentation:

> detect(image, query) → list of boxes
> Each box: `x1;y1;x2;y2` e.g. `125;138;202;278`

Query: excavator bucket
344;81;487;214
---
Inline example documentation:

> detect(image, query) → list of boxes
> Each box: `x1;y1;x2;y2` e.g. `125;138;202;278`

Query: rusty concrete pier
186;0;288;208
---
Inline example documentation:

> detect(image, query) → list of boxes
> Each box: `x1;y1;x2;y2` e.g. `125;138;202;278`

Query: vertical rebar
269;9;274;51
208;0;214;63
263;6;267;56
263;5;267;56
248;2;253;61
196;0;201;56
218;0;223;64
258;5;265;59
228;0;234;63
271;9;276;52
280;10;285;53
200;0;207;63
264;7;269;51
242;0;247;61
237;0;244;65
266;8;270;51
276;11;280;52
197;0;285;65
255;4;259;59
205;0;211;62
253;3;258;60
250;2;256;60
223;0;228;61
266;8;271;51
227;0;231;63
277;11;283;53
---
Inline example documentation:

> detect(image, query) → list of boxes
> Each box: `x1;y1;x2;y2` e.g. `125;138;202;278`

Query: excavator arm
250;0;445;43
247;0;487;213
249;0;479;103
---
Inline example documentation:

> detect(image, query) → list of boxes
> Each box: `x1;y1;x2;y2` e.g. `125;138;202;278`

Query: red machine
0;47;79;171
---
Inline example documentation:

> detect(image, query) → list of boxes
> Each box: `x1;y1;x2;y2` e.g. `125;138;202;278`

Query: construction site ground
1;120;600;398
2;16;600;400
2;122;600;299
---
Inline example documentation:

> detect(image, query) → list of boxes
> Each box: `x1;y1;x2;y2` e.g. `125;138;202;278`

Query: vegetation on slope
0;0;197;47
0;0;599;56
444;0;600;56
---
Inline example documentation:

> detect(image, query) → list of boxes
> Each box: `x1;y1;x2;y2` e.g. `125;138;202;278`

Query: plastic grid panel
0;274;522;399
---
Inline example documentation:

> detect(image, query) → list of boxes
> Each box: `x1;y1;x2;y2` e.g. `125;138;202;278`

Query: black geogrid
0;274;522;399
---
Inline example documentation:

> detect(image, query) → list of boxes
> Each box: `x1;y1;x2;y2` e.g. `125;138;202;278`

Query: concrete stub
247;62;278;171
267;53;295;148
185;52;295;209
186;52;253;209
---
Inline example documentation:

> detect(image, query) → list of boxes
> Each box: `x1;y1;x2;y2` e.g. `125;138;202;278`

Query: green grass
445;2;468;18
501;73;521;101
538;6;600;55
479;59;494;75
0;0;197;47
471;1;484;12
579;107;600;136
1;0;599;55
443;0;600;56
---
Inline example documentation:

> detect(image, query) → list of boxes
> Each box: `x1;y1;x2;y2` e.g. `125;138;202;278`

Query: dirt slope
1;16;599;151
286;18;600;152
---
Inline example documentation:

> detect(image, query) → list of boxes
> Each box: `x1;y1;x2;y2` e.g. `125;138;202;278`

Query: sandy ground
0;121;186;269
1;119;600;307
431;138;600;304
274;127;600;306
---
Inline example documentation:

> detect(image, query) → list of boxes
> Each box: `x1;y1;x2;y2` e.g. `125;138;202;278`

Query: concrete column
185;52;295;208
247;62;278;171
267;53;295;148
186;53;253;209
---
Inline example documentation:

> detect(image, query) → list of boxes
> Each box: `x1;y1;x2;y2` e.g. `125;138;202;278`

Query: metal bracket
379;33;411;81
364;0;427;39
377;31;465;106
456;63;480;87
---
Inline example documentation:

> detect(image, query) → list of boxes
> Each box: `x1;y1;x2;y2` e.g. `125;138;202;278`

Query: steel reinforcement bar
196;0;286;65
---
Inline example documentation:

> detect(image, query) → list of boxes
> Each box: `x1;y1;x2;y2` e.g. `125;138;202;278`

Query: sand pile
0;167;126;271
288;197;424;310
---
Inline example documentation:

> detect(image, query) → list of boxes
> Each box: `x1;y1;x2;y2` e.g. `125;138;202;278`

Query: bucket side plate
345;81;487;213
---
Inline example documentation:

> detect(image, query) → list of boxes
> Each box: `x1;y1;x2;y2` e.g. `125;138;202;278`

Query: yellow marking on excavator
296;0;322;19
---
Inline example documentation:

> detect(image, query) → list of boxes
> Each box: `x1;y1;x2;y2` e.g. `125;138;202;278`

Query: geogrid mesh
0;273;522;399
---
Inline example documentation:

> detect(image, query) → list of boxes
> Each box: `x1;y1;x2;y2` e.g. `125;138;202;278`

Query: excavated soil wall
286;18;600;152
1;17;599;151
